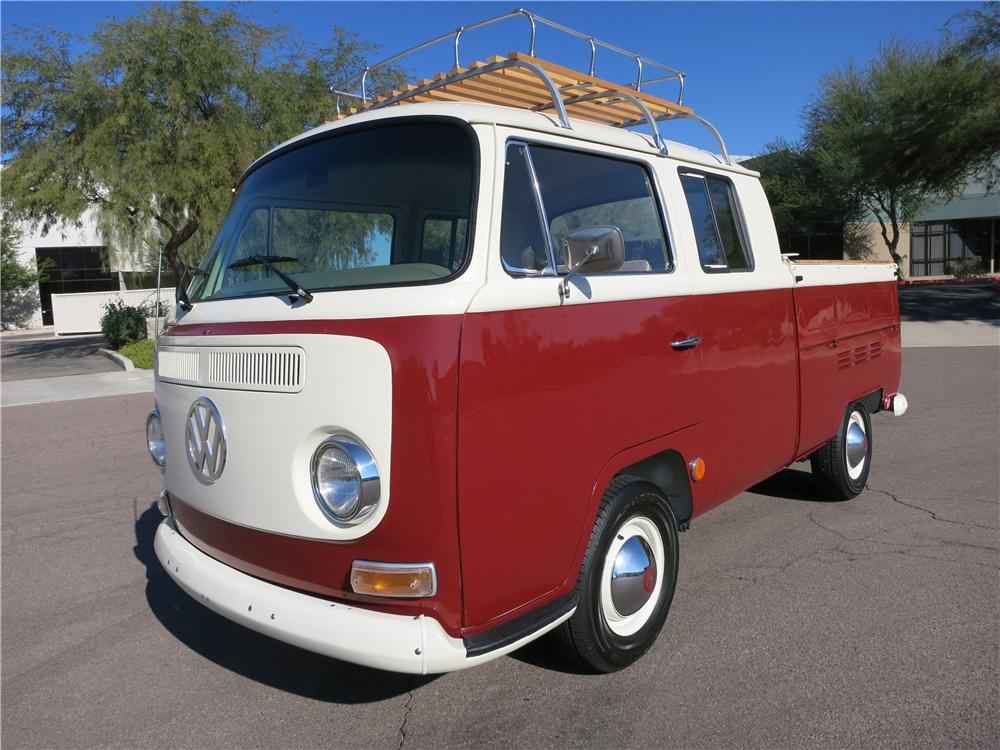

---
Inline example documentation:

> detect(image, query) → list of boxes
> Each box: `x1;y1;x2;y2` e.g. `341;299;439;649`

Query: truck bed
791;261;902;456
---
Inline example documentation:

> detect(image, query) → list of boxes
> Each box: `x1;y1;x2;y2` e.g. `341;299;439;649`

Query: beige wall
844;221;911;277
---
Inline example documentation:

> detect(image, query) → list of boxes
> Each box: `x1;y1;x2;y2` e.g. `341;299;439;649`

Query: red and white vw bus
147;32;906;675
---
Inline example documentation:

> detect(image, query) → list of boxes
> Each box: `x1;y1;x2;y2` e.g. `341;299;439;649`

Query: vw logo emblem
185;397;227;484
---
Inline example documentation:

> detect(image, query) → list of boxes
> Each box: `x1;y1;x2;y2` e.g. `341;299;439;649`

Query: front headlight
311;438;380;525
146;408;166;471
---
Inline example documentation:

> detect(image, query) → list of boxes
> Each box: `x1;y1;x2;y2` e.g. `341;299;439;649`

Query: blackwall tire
552;476;679;673
810;400;873;500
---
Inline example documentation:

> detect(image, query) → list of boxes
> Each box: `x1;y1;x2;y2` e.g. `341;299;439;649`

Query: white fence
51;288;175;335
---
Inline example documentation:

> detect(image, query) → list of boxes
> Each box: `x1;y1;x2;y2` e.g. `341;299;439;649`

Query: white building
8;209;151;330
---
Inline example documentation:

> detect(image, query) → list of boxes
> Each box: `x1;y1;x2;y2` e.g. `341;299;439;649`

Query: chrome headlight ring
310;437;381;526
146;407;166;472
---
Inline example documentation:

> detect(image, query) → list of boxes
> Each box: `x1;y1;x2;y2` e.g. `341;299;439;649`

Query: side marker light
689;456;706;482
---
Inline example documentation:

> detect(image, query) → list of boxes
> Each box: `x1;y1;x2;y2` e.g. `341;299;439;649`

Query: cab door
457;136;700;631
674;167;798;510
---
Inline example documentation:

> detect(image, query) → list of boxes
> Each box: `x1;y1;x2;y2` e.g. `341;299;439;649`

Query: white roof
244;101;756;181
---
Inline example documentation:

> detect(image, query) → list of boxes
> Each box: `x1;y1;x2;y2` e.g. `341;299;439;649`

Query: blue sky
0;1;976;155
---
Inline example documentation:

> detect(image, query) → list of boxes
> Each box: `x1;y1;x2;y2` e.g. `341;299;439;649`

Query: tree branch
153;213;179;236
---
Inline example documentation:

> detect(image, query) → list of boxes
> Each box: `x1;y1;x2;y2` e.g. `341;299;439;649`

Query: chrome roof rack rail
331;8;734;165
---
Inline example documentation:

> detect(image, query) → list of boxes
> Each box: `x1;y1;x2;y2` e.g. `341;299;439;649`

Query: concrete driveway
0;333;153;407
1;345;996;749
899;282;999;347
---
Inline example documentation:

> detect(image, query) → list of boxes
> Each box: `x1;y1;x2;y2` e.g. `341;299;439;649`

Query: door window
531;146;670;273
500;141;671;275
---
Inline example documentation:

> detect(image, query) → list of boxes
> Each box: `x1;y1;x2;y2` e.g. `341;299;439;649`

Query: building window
909;219;994;277
34;246;117;326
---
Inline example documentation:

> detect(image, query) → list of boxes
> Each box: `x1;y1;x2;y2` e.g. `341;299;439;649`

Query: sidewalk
1;369;154;407
901;319;999;347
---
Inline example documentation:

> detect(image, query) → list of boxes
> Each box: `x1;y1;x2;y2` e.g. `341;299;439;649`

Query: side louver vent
837;341;884;371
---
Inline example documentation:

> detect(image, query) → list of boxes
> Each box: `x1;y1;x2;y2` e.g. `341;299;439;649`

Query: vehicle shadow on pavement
132;504;438;702
506;637;594;675
747;467;842;503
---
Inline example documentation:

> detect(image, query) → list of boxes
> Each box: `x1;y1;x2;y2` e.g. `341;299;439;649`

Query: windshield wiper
228;255;314;303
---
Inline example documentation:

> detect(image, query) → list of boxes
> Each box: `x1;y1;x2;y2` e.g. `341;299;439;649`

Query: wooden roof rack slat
330;8;732;164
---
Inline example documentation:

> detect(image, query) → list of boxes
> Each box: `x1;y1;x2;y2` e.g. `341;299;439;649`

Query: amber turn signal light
350;561;437;598
689;456;706;482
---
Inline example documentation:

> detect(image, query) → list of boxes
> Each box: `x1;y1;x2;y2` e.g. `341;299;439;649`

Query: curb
99;348;135;372
899;277;999;287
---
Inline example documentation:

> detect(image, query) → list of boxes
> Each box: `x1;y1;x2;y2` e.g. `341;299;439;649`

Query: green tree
743;139;861;257
0;218;49;328
1;3;400;280
804;22;999;264
946;1;1000;59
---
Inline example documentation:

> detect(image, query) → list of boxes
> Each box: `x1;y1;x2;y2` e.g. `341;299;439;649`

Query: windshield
188;121;476;302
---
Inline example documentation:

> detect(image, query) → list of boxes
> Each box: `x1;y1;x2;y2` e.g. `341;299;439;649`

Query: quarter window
680;172;752;272
500;143;551;273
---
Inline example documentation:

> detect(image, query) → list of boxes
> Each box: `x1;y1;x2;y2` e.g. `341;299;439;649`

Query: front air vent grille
157;349;200;383
207;349;304;392
156;345;305;393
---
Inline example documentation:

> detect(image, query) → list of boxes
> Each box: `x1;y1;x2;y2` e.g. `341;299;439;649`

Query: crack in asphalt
716;492;1000;586
868;485;1000;532
808;509;879;544
397;677;415;749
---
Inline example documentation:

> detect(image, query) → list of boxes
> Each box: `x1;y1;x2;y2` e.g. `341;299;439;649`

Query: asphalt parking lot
1;345;998;749
0;333;115;381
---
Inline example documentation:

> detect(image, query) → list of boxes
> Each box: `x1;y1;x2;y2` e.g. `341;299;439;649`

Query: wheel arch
854;387;883;415
613;449;693;525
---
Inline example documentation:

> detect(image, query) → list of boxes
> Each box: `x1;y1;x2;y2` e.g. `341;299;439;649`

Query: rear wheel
553;476;678;673
810;400;873;500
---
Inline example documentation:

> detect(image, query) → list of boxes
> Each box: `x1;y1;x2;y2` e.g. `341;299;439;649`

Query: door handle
670;336;702;351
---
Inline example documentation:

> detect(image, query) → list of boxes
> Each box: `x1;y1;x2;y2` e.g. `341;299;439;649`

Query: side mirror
559;225;625;299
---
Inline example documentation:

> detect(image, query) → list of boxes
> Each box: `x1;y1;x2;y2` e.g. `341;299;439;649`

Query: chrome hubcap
600;515;665;637
610;536;657;616
845;411;868;479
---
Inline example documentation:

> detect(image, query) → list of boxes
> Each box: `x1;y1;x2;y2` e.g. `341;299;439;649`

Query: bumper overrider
154;515;572;674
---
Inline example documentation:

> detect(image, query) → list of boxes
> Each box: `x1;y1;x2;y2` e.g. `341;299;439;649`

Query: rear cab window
500;141;671;276
679;170;753;272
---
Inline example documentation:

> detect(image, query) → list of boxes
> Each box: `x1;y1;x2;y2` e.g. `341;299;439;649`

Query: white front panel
156;333;392;541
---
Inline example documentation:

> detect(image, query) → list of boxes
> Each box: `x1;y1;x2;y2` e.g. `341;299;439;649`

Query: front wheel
553;476;679;673
810;400;873;500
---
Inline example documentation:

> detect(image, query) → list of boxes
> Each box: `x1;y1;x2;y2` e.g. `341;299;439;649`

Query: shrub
945;258;986;279
100;299;148;348
117;338;154;369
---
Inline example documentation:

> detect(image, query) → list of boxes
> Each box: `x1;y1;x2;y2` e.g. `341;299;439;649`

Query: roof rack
331;8;732;164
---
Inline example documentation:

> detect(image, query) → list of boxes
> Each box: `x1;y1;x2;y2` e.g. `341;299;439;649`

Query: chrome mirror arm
559;245;599;300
